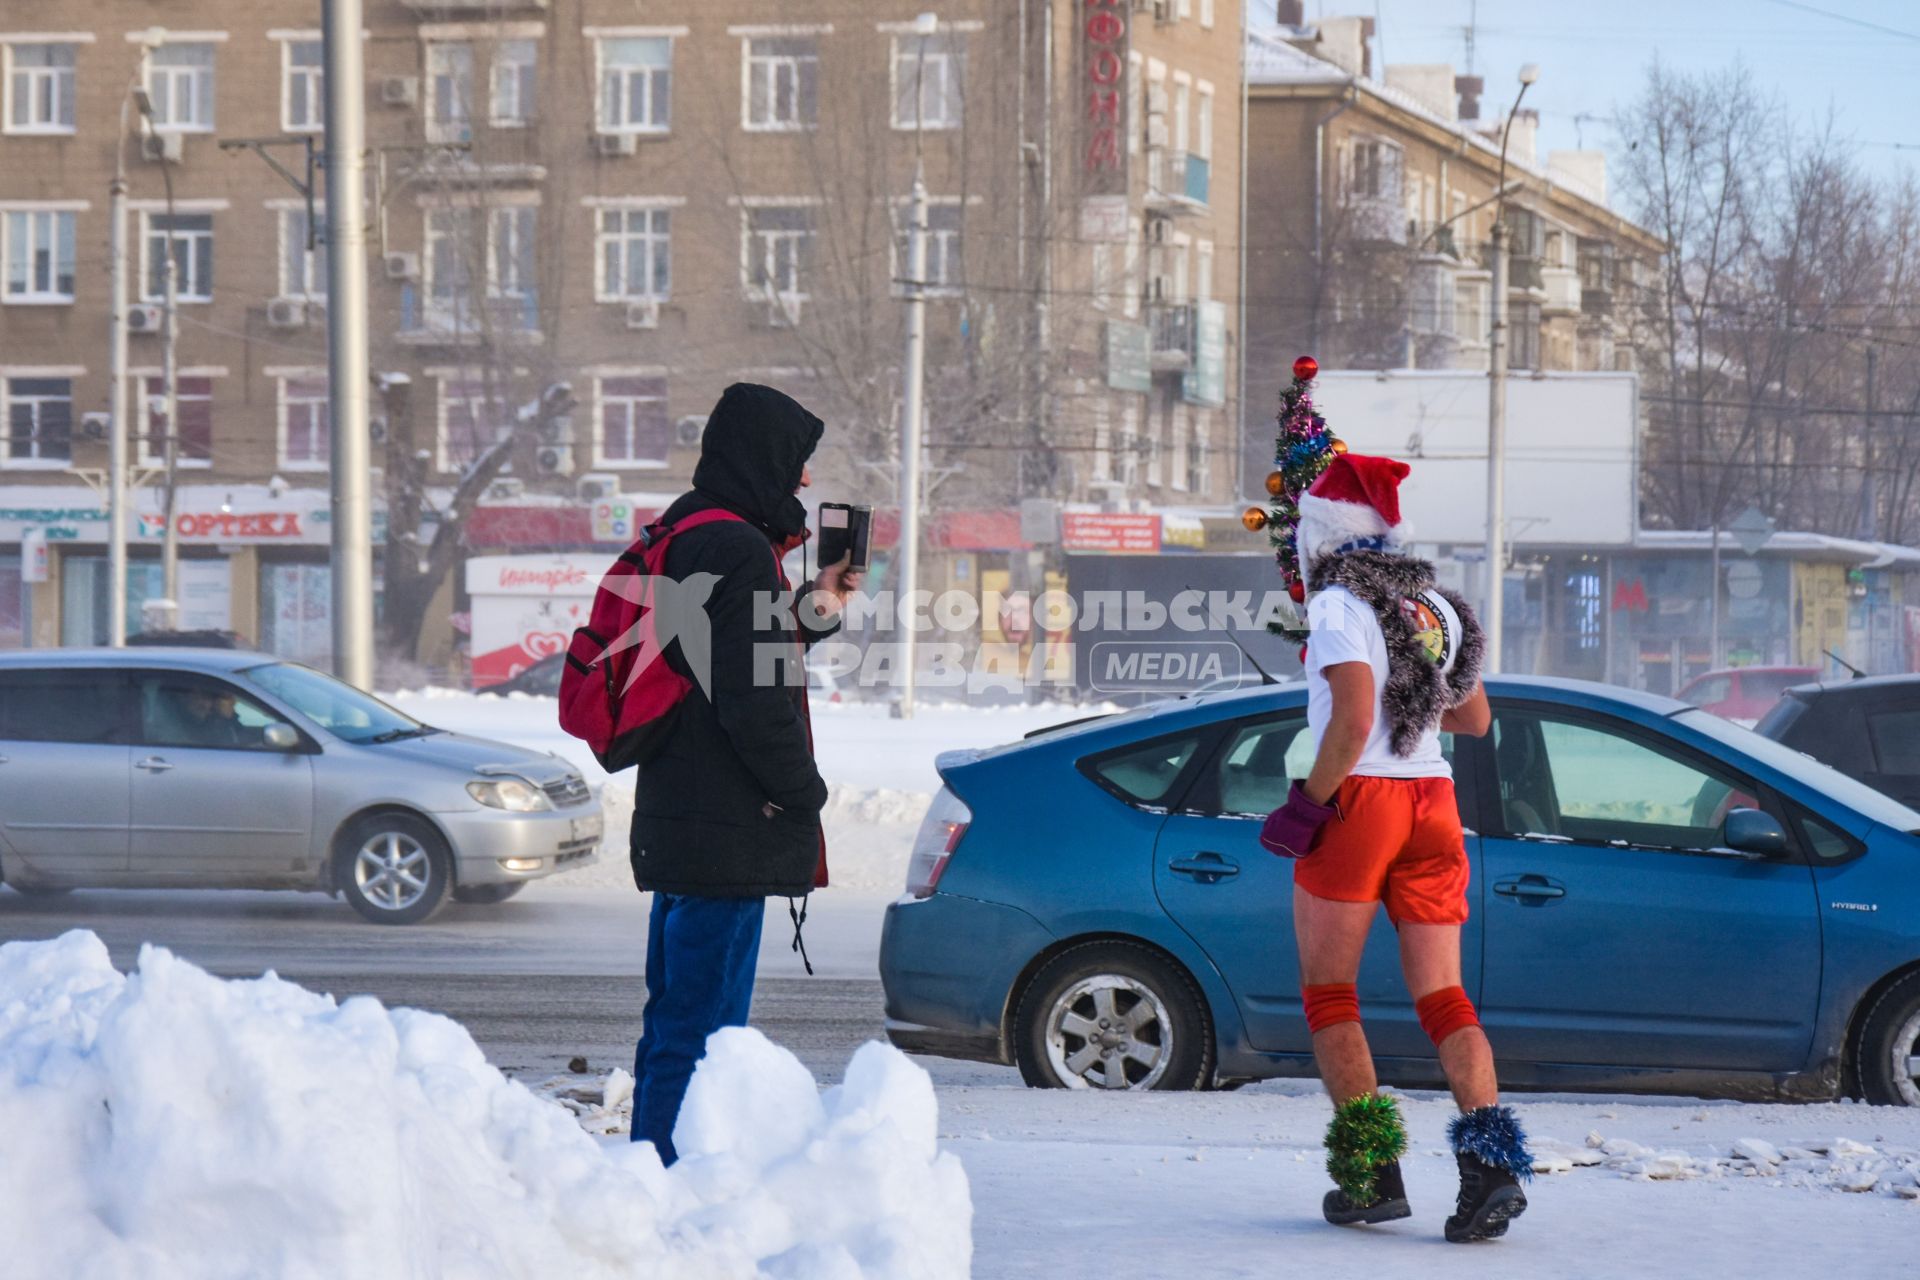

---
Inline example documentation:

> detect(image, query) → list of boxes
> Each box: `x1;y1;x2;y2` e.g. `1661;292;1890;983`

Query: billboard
1308;370;1639;547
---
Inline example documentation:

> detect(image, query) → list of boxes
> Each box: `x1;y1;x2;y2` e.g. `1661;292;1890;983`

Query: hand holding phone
816;503;873;574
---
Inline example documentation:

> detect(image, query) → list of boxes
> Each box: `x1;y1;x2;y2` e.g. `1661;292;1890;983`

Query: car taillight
906;787;971;898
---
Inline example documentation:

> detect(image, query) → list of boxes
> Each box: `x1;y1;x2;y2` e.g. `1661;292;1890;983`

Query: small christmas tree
1242;355;1345;640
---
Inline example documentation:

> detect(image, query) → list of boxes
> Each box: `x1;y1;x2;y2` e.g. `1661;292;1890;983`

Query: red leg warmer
1302;983;1361;1034
1414;985;1480;1046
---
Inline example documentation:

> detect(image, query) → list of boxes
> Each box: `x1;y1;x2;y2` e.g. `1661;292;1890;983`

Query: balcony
1508;254;1544;292
1540;266;1581;315
1145;151;1210;216
1347;195;1408;246
1149;303;1196;372
1178;152;1209;205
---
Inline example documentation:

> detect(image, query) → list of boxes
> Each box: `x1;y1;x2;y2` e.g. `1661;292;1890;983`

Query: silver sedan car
0;648;602;924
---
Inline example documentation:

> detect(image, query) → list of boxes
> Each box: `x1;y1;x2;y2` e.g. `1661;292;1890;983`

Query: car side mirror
1723;807;1787;857
263;723;301;751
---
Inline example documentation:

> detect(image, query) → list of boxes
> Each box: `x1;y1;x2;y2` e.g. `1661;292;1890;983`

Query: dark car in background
1758;675;1920;810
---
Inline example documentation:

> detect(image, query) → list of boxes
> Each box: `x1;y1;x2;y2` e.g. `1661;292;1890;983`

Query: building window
489;206;537;329
426;43;473;144
1126;55;1142;157
4;377;71;465
1201;0;1216;28
1349;138;1402;201
596;206;670;302
599;37;672;133
1123;216;1142;319
1197;87;1213;161
5;42;76;133
424;207;477;330
490;39;537;128
146;43;215;132
1189;411;1210;494
279;375;328;470
142;374;214;466
439;378;509;472
743;205;814;303
278;207;327;299
1170;404;1189;491
282;40;324;132
4;209;76;302
893;200;964;294
1172;79;1189;155
143;213;214;302
891;33;964;131
1091;242;1112;312
1195;239;1213;303
1455;279;1486;343
596;375;669;468
744;36;818;131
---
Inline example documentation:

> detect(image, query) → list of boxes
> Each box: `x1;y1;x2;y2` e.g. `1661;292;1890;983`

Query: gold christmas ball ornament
1330;438;1350;454
1264;470;1286;497
1241;506;1270;532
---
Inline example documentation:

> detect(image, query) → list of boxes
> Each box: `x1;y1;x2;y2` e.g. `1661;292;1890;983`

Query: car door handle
1493;875;1565;902
135;756;173;773
1169;853;1240;883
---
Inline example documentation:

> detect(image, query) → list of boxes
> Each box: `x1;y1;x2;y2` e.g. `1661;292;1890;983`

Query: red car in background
1676;665;1821;726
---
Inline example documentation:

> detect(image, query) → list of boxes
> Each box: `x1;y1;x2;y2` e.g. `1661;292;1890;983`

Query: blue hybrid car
880;677;1920;1106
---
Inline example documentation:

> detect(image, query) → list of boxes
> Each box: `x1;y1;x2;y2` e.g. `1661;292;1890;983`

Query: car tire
1854;970;1920;1107
1014;941;1213;1092
452;881;526;905
337;813;451;926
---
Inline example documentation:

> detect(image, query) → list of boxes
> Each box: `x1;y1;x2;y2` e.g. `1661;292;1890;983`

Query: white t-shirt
1305;585;1451;779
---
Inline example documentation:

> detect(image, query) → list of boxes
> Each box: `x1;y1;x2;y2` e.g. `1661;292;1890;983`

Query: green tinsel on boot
1325;1095;1409;1203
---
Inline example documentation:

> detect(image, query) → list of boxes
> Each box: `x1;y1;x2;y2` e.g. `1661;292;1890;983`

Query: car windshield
240;663;429;745
1675;708;1920;831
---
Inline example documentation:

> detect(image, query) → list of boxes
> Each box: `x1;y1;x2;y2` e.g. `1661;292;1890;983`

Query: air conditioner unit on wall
383;251;420;282
675;415;707;447
577;472;620;501
127;304;163;334
266;298;306;328
536;444;574;474
141;132;184;164
381;76;418;108
625;299;659;330
595;132;638;158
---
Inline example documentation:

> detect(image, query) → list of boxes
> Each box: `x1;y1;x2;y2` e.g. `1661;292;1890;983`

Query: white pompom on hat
1296;452;1413;566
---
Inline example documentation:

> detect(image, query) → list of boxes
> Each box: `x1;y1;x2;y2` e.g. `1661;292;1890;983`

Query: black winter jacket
630;383;835;898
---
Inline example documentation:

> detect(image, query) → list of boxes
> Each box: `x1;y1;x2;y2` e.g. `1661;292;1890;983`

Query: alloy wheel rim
1893;1008;1920;1107
354;831;431;912
1045;974;1172;1091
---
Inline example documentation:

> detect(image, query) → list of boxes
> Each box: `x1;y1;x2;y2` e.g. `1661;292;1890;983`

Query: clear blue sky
1251;0;1920;186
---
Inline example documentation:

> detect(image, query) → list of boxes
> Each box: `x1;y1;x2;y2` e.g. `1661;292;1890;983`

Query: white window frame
1196;83;1214;161
3;37;84;135
1195;238;1214;304
272;369;329;472
435;373;510;474
136;368;220;469
3;205;79;304
425;41;473;144
1172;74;1190;156
1169;231;1191;304
1091;241;1112;313
1;371;76;468
141;211;215;303
490;38;537;128
738;200;818;306
741;33;820;132
488;205;538;331
595;32;676;135
892;197;965;297
890;33;964;132
279;36;324;133
143;41;218;134
1123;216;1142;319
274;203;326;300
592;371;671;470
423;206;479;332
592;201;676;303
1201;0;1216;29
1126;53;1142;157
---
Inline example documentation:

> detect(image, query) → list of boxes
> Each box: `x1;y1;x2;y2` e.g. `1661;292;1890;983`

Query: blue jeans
629;892;764;1164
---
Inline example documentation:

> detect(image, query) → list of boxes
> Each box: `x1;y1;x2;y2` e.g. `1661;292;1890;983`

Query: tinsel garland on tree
1240;355;1345;640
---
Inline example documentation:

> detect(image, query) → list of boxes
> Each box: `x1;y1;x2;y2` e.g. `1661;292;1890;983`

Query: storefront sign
136;511;310;540
1181;300;1228;407
1105;320;1152;392
465;554;604;687
21;528;48;583
1080;0;1130;192
1160;515;1206;551
1080;195;1130;243
1063;512;1162;553
592;498;643;545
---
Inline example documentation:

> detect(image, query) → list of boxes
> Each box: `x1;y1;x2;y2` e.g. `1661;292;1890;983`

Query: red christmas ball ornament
1288;579;1306;603
1240;505;1269;532
1292;355;1319;382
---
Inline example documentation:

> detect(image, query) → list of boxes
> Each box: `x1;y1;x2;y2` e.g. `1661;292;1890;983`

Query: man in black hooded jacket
628;382;859;1165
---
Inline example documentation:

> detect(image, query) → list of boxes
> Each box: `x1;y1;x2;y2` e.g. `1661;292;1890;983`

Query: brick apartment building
0;0;1244;671
1241;10;1664;489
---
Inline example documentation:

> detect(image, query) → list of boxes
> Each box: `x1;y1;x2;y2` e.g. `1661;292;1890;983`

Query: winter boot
1321;1095;1411;1226
1444;1104;1533;1242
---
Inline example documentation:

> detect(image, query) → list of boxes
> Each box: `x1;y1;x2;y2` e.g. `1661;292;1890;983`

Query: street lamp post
895;12;938;719
1484;62;1538;674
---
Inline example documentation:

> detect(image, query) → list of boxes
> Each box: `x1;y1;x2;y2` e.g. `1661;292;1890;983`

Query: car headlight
467;778;552;812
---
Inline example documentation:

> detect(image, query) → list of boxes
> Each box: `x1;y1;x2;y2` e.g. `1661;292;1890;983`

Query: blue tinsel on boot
1447;1105;1533;1181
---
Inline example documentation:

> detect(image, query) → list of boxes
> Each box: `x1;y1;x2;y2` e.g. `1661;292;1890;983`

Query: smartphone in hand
816;503;873;574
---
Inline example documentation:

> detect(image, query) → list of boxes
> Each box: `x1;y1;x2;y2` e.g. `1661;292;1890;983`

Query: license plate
571;813;604;845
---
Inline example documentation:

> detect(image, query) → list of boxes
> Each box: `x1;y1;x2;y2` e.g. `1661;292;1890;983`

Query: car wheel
452;881;526;905
337;813;451;926
1014;941;1212;1091
1855;970;1920;1106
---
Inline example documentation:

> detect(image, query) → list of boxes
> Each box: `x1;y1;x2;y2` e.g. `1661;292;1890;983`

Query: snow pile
0;932;972;1280
1526;1127;1920;1198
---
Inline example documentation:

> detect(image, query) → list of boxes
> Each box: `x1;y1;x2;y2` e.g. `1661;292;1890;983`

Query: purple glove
1260;782;1340;859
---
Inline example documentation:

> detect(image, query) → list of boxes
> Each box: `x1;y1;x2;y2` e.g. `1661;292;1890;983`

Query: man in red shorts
1260;452;1533;1242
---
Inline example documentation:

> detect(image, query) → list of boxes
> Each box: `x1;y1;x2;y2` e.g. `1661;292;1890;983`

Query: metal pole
1485;215;1508;673
1709;521;1720;670
324;0;375;688
160;249;179;623
107;101;132;647
899;165;931;719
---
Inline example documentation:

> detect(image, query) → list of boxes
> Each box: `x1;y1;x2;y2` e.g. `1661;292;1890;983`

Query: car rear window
1867;709;1920;776
1085;733;1205;808
0;669;124;744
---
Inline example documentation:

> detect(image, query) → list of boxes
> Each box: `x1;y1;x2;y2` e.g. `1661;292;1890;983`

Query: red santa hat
1295;452;1412;565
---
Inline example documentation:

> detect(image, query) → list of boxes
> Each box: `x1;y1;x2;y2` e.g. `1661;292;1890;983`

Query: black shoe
1444;1152;1528;1242
1322;1158;1411;1226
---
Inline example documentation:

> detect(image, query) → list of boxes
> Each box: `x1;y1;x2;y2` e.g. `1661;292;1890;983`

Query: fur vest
1306;549;1485;757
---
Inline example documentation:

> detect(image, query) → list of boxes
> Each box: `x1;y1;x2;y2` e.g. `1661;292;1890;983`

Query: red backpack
558;508;750;771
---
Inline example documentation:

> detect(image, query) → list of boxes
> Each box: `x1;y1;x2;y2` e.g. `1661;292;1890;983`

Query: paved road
0;882;1016;1087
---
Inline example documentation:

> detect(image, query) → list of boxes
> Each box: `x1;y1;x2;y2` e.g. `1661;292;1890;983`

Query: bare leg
1294;886;1382;1103
1399;922;1498;1111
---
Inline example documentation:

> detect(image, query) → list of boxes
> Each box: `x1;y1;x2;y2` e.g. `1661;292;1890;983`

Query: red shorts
1291;775;1469;926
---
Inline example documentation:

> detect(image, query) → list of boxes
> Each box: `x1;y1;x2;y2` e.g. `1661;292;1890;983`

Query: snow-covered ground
0;932;969;1280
